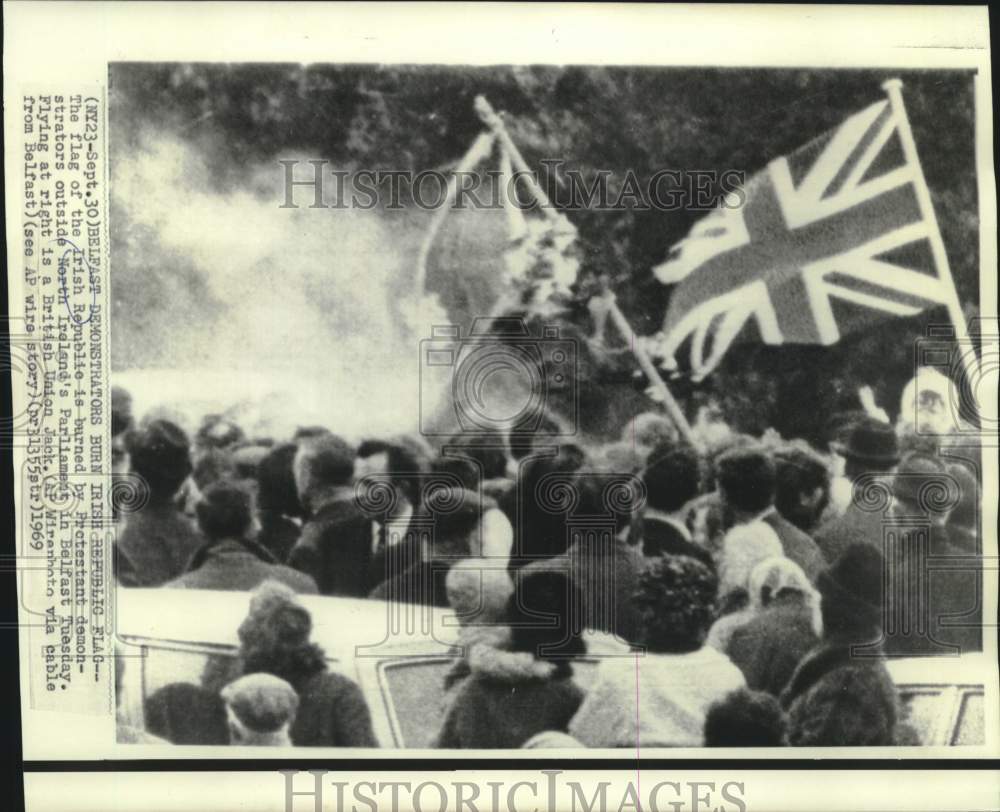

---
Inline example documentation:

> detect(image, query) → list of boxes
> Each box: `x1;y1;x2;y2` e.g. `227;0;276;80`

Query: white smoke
112;132;447;441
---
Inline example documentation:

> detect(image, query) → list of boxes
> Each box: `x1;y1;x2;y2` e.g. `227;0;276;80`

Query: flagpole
474;95;562;224
883;78;980;389
475;95;699;448
603;292;700;448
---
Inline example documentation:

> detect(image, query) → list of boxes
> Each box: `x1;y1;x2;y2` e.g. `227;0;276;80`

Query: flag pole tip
882;78;904;92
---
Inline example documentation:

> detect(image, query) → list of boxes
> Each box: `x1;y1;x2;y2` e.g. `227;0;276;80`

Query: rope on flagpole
475;94;699;449
882;78;980;391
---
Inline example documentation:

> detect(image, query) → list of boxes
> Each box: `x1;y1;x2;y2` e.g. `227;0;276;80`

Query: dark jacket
166;539;318;594
288;488;374;597
762;511;826;583
521;535;644;646
368;559;451;608
780;639;899;746
634;514;714;568
115;500;205;587
144;682;229;745
289;670;378;747
882;523;982;656
256;513;301;564
814;503;884;564
436;644;584;749
726;591;820;696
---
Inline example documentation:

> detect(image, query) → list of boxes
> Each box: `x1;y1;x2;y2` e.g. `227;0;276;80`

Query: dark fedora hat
834;417;900;467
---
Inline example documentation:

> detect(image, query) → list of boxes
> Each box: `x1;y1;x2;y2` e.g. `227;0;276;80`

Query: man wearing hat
781;543;901;746
814;417;900;564
221;673;300;747
881;453;981;656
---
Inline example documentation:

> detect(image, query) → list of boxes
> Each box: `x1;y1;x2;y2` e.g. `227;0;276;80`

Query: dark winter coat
256;513;301;564
166;539;318;594
144;682;229;745
436;644;584;749
115;500;205;587
288;488;374;597
813;502;884;564
725;591;820;696
289;670;378;747
780;639;899;746
762;511;826;583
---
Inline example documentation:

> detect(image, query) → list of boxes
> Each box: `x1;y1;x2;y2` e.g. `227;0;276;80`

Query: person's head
642;442;702;515
704;688;786;747
817;543;885;640
715;445;776;523
837;416;900;480
632;554;718;653
891;452;952;524
423;487;493;562
196;480;256;542
431;454;481;492
257;443;303;518
294;434;356;513
111;385;134;438
221;673;299;746
192;447;237;491
125;419;192;500
513;444;589;560
237;581;325;687
508;571;586;668
626;412;679;455
442;435;509;482
773;443;831;532
445;558;514;627
747;556;822;635
355;436;430;505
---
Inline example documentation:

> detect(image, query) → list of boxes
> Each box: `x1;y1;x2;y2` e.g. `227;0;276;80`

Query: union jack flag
652;83;960;380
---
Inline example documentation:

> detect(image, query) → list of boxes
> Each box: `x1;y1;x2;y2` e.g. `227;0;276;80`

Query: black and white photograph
104;60;994;753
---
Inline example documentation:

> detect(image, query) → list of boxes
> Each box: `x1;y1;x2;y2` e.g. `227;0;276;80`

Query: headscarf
746;556;823;636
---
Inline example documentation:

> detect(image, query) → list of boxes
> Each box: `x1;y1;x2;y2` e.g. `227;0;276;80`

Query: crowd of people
111;364;983;749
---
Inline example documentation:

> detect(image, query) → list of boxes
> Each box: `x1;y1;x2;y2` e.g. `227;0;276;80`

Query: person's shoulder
274;564;319;593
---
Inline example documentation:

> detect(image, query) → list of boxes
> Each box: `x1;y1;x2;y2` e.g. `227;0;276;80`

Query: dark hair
507;412;565;461
193;447;236;490
704;689;786;746
632;554;718;653
196;480;254;540
300;434;355;488
441;434;509;481
357;438;425;503
642;443;702;513
257;443;302;517
126;419;192;498
716;446;776;514
111;386;134;438
431;454;481;491
508;571;586;672
510;444;589;564
427;489;492;558
773;444;830;530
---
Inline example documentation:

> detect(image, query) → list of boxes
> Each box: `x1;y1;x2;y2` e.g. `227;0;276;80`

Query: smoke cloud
111;130;447;441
